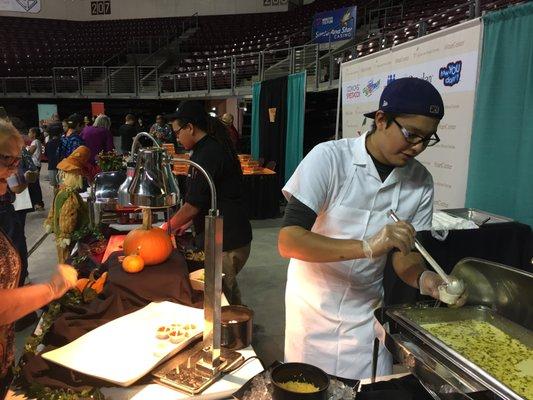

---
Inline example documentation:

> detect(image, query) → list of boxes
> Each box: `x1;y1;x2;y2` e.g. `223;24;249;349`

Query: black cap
67;113;83;127
166;101;207;127
364;77;444;120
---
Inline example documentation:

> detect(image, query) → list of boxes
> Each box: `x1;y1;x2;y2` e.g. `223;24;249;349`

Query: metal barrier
29;76;54;94
53;67;80;94
235;53;261;87
191;71;208;92
138;66;158;95
208;56;233;91
109;66;136;95
262;47;292;81
81;67;108;95
4;77;28;95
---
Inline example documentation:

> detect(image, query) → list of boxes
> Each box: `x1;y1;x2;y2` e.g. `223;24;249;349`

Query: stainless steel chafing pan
375;258;533;400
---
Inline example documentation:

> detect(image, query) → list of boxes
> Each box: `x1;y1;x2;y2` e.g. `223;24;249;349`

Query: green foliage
14;296;106;399
96;151;125;172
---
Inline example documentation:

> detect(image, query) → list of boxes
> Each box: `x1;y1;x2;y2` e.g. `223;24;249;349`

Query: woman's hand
47;264;78;300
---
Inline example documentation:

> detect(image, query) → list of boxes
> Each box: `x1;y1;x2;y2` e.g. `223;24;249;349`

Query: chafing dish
88;170;127;225
375;258;533;400
443;208;514;225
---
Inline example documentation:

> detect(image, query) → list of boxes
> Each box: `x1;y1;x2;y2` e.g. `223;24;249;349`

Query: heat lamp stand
155;160;243;395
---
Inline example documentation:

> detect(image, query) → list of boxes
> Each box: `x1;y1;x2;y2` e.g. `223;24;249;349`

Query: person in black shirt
118;114;138;153
163;101;252;305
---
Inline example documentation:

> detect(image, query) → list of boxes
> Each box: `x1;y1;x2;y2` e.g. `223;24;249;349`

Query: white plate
42;301;204;387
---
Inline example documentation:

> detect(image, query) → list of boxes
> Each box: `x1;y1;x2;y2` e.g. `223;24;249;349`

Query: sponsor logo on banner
363;79;380;97
439;61;462;86
386;74;396;86
438;123;457;131
345;84;361;100
434;161;453;170
312;6;357;43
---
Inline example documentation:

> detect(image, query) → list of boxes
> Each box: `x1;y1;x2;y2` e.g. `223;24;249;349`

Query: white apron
283;135;433;380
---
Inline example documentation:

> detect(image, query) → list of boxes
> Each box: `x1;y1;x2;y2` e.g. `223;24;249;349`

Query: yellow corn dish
423;320;533;399
278;381;319;393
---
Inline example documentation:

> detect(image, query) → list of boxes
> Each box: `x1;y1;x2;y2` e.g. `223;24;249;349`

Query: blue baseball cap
364;77;444;120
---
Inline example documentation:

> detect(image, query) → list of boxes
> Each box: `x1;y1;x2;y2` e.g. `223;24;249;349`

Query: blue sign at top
312;6;357;44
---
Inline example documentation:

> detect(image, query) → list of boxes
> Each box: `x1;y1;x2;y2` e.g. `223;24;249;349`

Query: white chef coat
282;132;434;380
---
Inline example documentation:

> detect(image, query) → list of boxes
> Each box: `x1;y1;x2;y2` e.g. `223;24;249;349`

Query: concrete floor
15;165;289;366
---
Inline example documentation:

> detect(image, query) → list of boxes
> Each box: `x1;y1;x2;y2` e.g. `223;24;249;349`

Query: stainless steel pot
221;305;253;350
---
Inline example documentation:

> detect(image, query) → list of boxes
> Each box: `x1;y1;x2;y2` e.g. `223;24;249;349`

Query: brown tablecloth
20;250;202;391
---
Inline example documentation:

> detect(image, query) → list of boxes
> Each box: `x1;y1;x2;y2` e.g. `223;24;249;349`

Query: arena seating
0;16;186;76
356;0;525;57
0;0;524;81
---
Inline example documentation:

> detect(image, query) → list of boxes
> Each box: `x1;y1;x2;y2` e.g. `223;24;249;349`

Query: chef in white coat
278;77;464;380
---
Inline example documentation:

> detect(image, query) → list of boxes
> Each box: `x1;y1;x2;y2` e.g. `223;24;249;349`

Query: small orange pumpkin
122;254;145;273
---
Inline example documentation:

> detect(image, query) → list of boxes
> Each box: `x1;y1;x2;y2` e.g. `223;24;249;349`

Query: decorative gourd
75;270;108;294
122;254;145;273
75;278;90;293
123;209;173;265
91;271;108;293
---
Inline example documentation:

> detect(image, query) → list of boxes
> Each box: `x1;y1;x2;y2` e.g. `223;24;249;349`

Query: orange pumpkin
123;227;173;265
122;254;145;273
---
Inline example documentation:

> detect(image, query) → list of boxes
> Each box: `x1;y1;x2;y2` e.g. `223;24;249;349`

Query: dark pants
222;243;251;305
28;167;44;209
0;204;28;286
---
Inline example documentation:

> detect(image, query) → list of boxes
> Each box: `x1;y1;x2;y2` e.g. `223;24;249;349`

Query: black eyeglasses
0;153;21;168
393;118;440;147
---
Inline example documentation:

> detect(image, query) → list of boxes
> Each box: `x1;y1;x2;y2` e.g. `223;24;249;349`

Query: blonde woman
80;113;114;165
0;120;77;397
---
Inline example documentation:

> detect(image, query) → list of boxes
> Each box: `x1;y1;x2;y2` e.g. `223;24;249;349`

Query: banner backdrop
341;19;482;209
312;6;356;43
0;0;41;13
37;104;57;123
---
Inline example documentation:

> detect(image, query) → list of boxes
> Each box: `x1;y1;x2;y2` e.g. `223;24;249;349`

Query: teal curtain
285;72;306;183
251;82;261;159
466;3;533;226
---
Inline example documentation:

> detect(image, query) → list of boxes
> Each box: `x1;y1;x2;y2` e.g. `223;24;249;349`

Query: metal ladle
387;210;465;298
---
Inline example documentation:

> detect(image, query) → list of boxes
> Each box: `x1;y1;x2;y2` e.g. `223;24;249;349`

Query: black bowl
271;362;330;400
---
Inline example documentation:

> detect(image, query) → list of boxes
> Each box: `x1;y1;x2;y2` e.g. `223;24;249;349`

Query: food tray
388;306;533;399
442;208;513;225
42;301;204;387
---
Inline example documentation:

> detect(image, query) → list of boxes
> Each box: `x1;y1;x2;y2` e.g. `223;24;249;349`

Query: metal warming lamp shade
128;147;177;208
118;132;179;208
